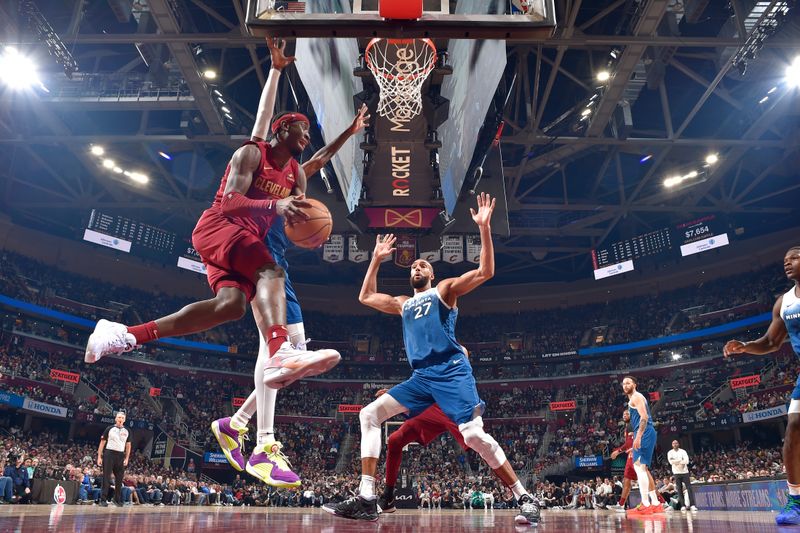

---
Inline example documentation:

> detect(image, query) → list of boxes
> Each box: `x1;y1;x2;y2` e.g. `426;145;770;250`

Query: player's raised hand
348;104;371;135
373;234;396;261
470;192;496;227
723;340;746;358
267;37;295;71
277;194;312;226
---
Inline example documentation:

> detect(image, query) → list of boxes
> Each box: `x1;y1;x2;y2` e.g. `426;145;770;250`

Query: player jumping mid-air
322;193;540;526
724;246;800;525
85;38;342;485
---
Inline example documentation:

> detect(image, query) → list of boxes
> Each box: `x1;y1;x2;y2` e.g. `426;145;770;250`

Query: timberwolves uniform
628;393;657;466
387;287;485;425
265;221;302;325
782;288;800;400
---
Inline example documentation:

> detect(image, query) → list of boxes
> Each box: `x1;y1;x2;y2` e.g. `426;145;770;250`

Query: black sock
384;486;395;499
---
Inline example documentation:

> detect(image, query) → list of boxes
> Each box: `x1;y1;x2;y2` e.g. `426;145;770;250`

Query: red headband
271;112;310;134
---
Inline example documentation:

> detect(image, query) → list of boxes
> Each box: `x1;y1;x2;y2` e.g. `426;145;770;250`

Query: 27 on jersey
401;287;464;370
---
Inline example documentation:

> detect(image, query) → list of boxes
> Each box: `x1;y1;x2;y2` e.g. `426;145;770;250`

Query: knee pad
459;417;506;469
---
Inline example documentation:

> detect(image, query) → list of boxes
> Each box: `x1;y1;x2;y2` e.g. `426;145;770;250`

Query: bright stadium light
705;153;719;165
0;47;41;90
596;70;610;82
580;108;592;117
129;172;149;184
112;166;123;174
102;159;115;169
90;145;105;156
664;177;679;188
158;151;171;160
202;68;217;80
787;56;800;88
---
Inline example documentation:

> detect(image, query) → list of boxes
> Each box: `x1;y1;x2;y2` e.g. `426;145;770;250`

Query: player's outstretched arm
302;104;370;177
358;234;407;315
438;192;496;307
724;296;787;357
251;38;295;142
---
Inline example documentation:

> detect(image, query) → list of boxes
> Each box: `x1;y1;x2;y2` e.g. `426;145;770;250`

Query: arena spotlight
0;47;41;90
580;108;592;117
671;352;682;361
102;159;115;169
787;56;800;88
90;145;105;156
112;166;123;174
640;154;653;163
202;69;217;80
596;70;610;82
128;172;149;184
157;151;172;160
705;153;719;165
663;176;680;188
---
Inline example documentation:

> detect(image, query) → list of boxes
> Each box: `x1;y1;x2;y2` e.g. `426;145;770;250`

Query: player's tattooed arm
358;234;408;315
724;295;787;357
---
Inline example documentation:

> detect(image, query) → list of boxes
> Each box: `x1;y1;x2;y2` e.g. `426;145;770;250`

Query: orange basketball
284;198;333;249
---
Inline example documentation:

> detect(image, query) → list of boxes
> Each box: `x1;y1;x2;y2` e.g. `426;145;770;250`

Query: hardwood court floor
0;505;786;532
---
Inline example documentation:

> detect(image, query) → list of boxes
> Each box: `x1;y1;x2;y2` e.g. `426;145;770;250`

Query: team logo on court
53;484;67;504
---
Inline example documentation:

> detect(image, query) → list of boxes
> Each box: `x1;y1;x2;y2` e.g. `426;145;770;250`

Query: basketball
284;198;333;249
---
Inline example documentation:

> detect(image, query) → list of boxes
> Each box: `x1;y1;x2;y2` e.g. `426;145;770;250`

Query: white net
365;38;437;122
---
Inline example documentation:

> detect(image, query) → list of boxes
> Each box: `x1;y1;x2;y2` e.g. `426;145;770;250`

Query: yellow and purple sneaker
245;441;301;488
210;417;247;471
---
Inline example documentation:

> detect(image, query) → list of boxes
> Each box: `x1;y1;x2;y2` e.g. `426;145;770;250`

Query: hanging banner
363;207;441;228
50;369;80;384
466;235;481;264
731;375;761;389
649;391;661;402
323;234;344;263
149;387;161;397
442;235;464;264
394;236;416;268
232;397;246;407
549;400;577;412
420;249;441;263
348;236;369;263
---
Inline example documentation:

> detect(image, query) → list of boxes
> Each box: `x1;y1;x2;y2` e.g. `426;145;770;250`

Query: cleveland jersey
401;287;464;370
197;141;297;240
628;392;655;435
781;287;800;356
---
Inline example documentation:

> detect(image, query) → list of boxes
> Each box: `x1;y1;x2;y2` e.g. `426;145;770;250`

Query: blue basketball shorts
387;354;486;426
632;427;657;466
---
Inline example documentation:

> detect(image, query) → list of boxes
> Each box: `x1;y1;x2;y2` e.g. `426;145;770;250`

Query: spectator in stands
3;453;30;503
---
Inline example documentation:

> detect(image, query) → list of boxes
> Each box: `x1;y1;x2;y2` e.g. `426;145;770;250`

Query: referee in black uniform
97;411;131;507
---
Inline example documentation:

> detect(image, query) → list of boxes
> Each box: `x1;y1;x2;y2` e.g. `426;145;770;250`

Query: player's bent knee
215;291;247;321
359;403;380;432
459;417;506;469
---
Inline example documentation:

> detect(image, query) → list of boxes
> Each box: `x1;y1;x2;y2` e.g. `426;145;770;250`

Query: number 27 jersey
401;287;464;369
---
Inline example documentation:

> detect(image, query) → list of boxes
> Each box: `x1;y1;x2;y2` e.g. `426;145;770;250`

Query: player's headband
271;113;310;134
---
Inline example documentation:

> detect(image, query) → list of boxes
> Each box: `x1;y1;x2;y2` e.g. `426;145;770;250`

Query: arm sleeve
220;191;277;218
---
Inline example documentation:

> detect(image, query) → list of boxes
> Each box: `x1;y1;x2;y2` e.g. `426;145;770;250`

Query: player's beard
410;275;429;289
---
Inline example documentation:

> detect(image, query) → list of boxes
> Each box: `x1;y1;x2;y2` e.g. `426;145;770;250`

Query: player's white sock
649;490;659;506
633;463;650;506
230;391;255;430
788;482;800;496
509;480;528;501
287;322;306;348
255;332;278;447
359;475;376;499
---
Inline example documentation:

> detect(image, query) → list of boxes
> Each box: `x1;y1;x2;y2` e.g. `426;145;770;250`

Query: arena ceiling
0;0;798;285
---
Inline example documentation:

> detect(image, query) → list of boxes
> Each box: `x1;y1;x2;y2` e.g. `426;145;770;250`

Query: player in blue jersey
724;245;800;525
210;38;370;488
621;376;663;517
322;193;540;526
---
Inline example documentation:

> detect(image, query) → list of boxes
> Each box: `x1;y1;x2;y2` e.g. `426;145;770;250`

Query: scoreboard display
84;210;177;259
591;215;730;276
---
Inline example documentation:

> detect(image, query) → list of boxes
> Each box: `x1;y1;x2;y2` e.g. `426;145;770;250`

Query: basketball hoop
364;38;437;122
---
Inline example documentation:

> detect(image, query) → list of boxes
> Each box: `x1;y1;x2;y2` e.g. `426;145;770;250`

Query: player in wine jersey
724;246;800;525
211;91;369;485
323;193;539;526
84;39;342;486
621;376;663;517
